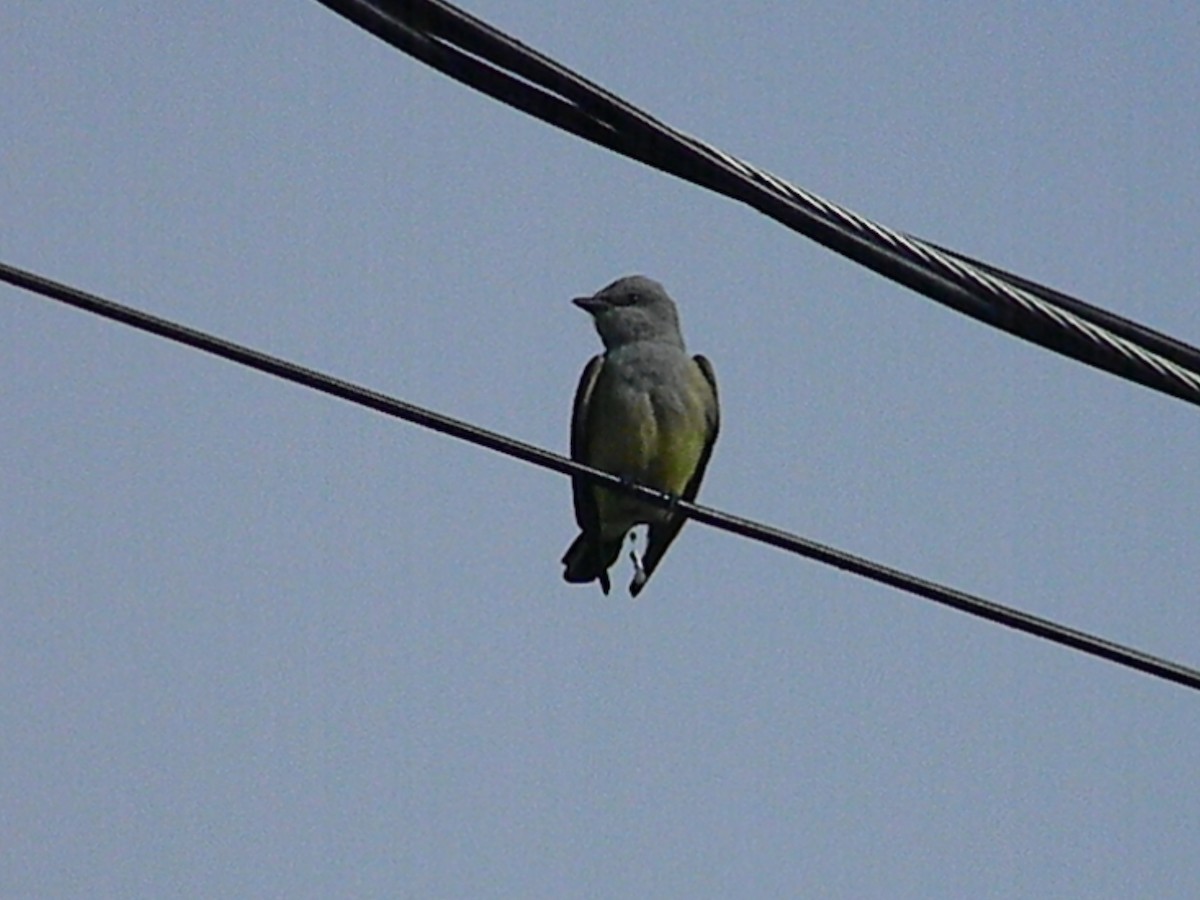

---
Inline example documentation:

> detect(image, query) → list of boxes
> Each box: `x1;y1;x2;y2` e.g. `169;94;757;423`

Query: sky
3;2;1199;897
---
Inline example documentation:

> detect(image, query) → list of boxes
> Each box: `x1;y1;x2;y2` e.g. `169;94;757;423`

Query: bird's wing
570;355;605;531
632;355;720;596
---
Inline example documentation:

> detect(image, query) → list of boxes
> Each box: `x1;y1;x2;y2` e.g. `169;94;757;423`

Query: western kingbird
561;275;719;596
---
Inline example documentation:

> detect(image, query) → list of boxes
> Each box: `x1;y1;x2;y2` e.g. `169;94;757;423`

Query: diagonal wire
5;260;1199;693
313;0;1200;407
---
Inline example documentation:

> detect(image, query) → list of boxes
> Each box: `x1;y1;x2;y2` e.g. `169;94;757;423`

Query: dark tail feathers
561;532;622;595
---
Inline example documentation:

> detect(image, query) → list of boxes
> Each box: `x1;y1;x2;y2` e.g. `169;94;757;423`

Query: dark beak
572;295;606;314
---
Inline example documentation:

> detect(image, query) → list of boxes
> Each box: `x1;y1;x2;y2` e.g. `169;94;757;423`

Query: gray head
572;275;685;350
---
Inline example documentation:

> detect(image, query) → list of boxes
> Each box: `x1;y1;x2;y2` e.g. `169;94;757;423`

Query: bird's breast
586;366;709;496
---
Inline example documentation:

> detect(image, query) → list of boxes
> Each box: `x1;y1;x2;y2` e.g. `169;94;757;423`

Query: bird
561;275;719;596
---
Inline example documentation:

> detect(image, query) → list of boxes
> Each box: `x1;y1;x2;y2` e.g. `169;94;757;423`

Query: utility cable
5;260;1198;693
314;0;1200;407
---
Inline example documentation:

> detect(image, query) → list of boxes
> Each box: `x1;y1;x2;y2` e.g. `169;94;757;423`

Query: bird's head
572;275;684;350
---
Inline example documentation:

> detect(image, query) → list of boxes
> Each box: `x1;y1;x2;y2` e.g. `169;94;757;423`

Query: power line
313;0;1200;407
5;259;1199;693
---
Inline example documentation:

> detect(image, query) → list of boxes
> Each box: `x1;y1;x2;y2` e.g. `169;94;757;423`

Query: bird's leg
611;475;649;595
627;530;647;596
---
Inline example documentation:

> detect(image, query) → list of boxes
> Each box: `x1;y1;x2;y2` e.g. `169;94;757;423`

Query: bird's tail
561;531;622;594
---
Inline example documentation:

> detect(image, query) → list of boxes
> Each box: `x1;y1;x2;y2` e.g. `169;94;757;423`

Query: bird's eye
613;291;639;307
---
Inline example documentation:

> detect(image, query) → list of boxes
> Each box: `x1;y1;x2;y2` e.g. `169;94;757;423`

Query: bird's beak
572;295;606;314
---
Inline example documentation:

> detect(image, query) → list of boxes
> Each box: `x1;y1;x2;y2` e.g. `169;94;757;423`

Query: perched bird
561;275;719;596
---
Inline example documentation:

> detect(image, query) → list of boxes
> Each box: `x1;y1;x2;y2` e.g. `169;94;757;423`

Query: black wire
5;260;1199;693
319;1;637;160
920;238;1200;377
313;0;1200;408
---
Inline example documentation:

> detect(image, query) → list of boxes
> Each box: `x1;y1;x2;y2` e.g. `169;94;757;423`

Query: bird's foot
627;532;647;597
628;548;647;596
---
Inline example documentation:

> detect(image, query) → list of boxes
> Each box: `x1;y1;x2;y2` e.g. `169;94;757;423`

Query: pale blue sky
4;3;1199;897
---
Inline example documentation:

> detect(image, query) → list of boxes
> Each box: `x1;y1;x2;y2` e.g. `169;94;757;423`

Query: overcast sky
4;2;1199;897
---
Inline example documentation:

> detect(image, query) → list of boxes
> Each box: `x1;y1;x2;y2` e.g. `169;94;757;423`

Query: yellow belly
586;393;707;532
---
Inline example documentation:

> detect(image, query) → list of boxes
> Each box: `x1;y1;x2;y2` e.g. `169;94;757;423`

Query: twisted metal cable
315;0;1200;406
